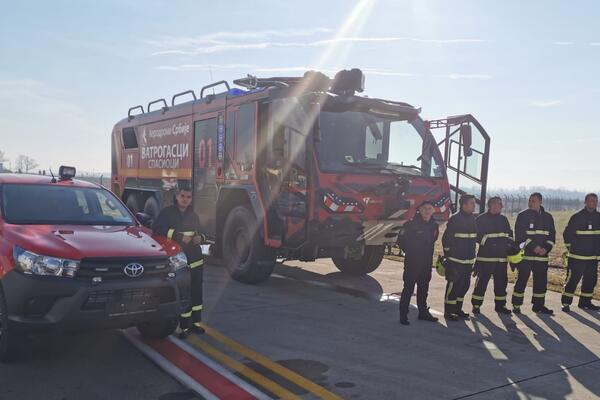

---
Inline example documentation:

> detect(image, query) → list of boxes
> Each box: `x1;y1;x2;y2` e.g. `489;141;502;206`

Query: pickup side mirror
136;212;153;228
460;125;473;157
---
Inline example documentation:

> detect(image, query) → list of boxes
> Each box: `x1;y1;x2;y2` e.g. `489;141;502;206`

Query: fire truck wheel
0;287;19;362
332;245;385;275
125;194;141;214
143;196;160;223
136;318;179;339
223;206;276;284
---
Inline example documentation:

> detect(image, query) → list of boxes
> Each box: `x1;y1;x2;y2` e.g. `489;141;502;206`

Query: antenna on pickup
49;168;57;183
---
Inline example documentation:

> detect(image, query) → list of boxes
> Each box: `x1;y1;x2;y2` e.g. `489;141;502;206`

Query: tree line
0;150;40;174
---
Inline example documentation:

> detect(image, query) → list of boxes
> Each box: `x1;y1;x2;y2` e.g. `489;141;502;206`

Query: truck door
193;116;219;237
427;114;490;214
270;125;309;248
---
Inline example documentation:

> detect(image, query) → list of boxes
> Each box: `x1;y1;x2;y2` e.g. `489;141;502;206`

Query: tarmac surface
1;258;599;399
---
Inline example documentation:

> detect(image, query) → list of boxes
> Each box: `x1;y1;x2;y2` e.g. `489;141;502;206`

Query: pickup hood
4;224;180;260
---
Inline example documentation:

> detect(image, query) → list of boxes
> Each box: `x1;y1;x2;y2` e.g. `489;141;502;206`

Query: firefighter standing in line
470;196;513;315
511;193;556;315
398;201;440;325
442;194;477;321
561;193;600;312
153;184;207;337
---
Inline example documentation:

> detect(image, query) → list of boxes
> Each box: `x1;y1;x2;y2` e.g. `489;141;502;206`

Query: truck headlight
13;246;80;278
168;252;188;271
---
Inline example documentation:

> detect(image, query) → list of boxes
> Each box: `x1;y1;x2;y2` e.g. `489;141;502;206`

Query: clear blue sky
1;0;599;190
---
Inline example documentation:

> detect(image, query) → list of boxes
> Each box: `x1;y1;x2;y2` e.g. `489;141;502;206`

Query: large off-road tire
0;288;19;363
125;194;141;214
332;245;385;275
143;196;161;224
136;318;179;340
222;206;276;284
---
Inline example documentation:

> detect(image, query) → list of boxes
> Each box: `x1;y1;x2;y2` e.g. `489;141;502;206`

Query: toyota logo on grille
124;263;144;278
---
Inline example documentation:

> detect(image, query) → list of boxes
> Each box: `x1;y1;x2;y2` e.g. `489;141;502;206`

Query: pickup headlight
13;246;80;278
168;252;188;271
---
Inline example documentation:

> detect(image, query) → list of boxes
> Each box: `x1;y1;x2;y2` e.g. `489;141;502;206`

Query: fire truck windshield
316;111;444;178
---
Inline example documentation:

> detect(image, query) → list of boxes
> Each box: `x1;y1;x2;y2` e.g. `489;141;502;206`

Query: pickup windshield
1;184;134;225
316;111;444;177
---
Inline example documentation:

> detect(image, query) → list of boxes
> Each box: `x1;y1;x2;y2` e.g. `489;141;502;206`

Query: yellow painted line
199;323;343;400
186;335;301;400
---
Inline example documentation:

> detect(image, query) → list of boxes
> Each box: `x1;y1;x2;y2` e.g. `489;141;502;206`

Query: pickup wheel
136;318;179;339
0;288;19;363
222;206;275;284
332;245;385;275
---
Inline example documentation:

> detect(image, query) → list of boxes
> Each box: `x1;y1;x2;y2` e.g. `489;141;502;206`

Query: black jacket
563;208;600;260
153;205;201;247
475;212;513;262
442;210;477;264
515;207;556;260
398;214;439;268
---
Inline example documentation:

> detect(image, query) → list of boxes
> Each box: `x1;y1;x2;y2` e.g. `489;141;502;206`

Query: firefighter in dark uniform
470;196;513;315
398;201;439;325
153;184;207;337
561;193;600;312
442;194;477;321
511;192;556;314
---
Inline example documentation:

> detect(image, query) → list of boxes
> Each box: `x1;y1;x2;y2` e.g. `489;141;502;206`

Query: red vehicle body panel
0;174;181;279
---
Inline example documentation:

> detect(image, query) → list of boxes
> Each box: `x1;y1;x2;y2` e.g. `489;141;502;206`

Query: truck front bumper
2;269;191;333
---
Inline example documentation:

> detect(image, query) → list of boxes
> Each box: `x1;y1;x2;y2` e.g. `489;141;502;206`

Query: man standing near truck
470;196;513;315
398;201;440;325
511;193;556;315
442;194;477;321
154;183;207;337
561;193;600;312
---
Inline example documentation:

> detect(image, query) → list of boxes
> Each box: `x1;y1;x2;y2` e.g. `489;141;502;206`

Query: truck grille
77;257;170;281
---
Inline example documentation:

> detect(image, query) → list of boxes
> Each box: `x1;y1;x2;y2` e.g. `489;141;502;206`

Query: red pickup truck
0;167;190;361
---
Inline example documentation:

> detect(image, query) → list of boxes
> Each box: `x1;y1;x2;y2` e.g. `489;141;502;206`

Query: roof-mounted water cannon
233;68;365;95
330;68;365;95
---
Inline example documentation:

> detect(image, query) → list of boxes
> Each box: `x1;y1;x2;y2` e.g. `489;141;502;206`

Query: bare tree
15;155;39;174
0;150;7;171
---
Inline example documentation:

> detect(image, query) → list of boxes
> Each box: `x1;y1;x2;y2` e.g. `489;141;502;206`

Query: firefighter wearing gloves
511;193;556;315
153;184;207;337
470;197;513;315
561;193;600;312
398;201;440;325
442;194;477;321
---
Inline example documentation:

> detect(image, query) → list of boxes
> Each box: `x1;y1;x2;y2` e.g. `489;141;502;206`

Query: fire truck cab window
235;104;256;171
122;127;138;149
317;111;444;178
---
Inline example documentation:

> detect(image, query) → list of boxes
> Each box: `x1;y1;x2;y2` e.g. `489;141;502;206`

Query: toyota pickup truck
0;167;190;361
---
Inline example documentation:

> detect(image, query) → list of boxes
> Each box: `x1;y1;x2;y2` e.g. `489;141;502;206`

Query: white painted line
168;336;272;400
121;330;220;400
482;339;508;361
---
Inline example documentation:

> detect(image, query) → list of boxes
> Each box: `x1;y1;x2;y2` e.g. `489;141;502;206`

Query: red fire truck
111;69;490;284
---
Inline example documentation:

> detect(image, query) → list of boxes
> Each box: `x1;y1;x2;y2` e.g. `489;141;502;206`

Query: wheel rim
232;226;250;265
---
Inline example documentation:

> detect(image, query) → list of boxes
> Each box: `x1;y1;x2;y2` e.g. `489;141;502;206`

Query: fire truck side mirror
460;125;473;157
136;212;153;228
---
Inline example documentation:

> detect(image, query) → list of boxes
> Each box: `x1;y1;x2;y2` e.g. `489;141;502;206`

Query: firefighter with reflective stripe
511;192;556;314
471;197;513;315
153;184;207;337
561;193;600;312
442;194;477;321
398;201;439;325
